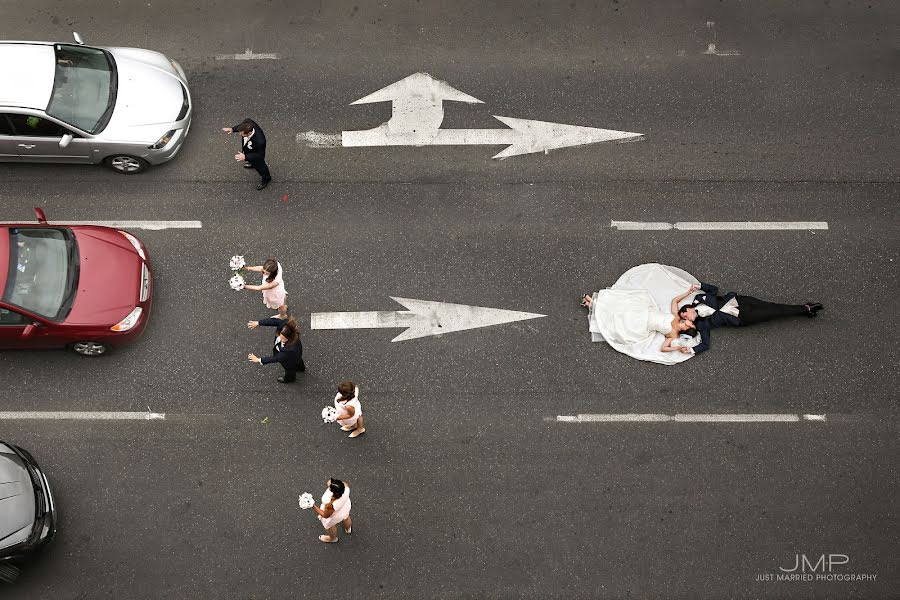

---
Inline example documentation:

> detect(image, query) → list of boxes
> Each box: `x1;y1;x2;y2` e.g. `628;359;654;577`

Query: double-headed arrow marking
311;297;546;342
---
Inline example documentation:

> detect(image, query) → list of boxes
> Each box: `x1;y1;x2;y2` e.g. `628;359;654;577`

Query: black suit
258;317;305;381
688;282;809;354
231;118;271;182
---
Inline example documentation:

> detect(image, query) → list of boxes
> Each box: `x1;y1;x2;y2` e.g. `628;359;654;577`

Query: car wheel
0;562;20;583
71;341;109;357
104;155;148;174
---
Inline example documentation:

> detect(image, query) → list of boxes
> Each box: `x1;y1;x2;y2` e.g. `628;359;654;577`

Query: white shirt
696;297;740;318
242;129;255;151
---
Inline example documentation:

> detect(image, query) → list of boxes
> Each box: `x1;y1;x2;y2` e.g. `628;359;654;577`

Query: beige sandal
318;535;338;543
340;426;353;431
349;429;365;438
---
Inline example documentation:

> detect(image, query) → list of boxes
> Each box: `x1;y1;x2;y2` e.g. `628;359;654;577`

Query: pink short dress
262;262;287;309
318;485;351;529
335;387;362;428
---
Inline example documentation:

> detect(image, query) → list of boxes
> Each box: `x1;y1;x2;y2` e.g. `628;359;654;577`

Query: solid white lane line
611;221;828;231
674;414;799;422
675;222;828;231
0;411;165;420
56;221;202;230
577;413;672;422
555;414;825;423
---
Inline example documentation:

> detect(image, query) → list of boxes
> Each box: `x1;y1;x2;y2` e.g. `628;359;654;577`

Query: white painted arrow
310;297;546;342
340;72;643;159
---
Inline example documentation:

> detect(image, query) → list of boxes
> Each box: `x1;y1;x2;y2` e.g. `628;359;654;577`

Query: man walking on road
247;315;305;382
223;118;271;190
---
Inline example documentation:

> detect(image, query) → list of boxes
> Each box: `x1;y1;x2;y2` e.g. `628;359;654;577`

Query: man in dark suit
247;316;305;382
222;118;271;190
678;282;823;354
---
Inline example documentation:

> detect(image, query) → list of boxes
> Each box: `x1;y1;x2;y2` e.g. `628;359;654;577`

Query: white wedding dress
588;264;700;365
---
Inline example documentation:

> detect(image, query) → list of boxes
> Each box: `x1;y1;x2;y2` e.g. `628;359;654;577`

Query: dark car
0;207;152;356
0;441;56;583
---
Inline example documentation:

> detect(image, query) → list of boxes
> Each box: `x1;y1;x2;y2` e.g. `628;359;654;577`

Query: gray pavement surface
0;1;897;599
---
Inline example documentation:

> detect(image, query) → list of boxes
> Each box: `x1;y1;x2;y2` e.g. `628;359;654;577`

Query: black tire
70;341;109;357
0;562;20;583
103;155;149;174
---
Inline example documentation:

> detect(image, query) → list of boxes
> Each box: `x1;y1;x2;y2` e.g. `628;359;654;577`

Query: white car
0;32;191;173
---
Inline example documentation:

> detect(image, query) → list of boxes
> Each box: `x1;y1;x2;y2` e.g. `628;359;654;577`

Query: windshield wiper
57;238;80;319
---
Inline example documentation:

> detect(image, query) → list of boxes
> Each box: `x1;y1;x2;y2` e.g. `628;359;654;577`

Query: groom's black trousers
737;296;807;326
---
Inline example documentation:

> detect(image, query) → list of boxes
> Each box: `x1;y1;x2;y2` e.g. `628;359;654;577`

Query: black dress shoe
243;162;255;169
277;376;295;383
257;179;271;191
804;302;824;317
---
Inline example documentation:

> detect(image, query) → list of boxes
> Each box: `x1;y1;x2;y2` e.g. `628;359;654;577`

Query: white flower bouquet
230;255;246;271
229;255;247;291
229;274;245;291
298;492;315;509
321;406;338;423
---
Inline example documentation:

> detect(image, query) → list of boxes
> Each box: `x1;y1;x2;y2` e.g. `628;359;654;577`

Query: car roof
0;43;56;110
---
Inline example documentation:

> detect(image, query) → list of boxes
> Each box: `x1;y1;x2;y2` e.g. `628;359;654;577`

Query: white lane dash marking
0;411;166;420
610;221;828;231
555;414;826;423
215;49;280;60
14;220;204;230
610;221;673;230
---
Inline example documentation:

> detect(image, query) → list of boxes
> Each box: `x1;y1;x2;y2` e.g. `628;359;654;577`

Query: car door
6;113;93;163
0;114;20;161
0;305;46;349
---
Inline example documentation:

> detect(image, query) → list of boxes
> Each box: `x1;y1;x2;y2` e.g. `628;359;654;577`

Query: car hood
0;446;35;550
99;47;185;143
66;228;141;326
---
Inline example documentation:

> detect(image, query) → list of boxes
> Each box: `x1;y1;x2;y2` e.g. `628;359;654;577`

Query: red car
0;208;152;356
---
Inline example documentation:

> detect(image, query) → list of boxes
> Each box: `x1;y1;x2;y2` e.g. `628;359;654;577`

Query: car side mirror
73;32;84;45
59;133;73;149
20;323;39;339
34;207;48;224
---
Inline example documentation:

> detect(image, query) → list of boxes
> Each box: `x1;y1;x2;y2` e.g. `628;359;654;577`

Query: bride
582;264;702;365
582;286;698;351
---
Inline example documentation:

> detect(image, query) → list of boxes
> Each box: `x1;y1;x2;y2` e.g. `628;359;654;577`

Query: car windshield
3;228;78;320
46;44;116;134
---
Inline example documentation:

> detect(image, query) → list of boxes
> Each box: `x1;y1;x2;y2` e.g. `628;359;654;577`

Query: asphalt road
0;1;898;599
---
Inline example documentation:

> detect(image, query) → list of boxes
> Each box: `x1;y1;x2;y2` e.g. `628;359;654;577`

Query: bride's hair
682;327;698;337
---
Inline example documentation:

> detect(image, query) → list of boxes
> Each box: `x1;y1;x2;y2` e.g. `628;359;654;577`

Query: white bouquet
229;255;246;271
229;274;245;291
298;492;315;510
321;406;338;423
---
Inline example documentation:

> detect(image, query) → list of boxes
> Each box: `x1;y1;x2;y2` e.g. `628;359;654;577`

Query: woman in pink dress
333;380;365;438
311;478;352;543
243;258;288;319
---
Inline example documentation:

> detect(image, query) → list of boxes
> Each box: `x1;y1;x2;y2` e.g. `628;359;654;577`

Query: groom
679;282;823;354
